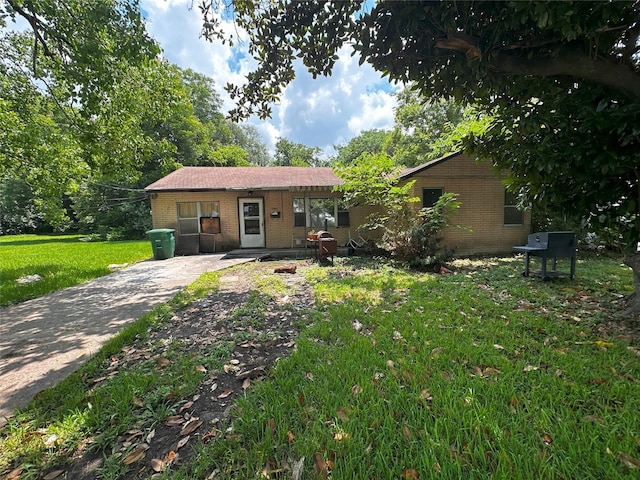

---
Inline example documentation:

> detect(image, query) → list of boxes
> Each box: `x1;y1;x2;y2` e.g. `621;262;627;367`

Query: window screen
504;190;524;225
177;202;198;235
177;201;220;234
294;197;350;228
309;198;336;228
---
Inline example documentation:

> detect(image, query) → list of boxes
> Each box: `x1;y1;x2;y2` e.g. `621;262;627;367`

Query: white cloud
141;0;253;113
140;1;399;158
347;90;398;136
274;47;399;156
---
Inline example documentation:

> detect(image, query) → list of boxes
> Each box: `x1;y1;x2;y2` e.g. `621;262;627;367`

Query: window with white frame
504;190;524;225
293;197;350;228
177;201;220;235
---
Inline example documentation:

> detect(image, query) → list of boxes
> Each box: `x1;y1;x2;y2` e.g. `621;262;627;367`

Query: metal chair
347;231;370;254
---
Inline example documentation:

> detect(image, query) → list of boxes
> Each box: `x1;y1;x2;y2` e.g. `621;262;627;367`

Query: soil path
0;254;258;426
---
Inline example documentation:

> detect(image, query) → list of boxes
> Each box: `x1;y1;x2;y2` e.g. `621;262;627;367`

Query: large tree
2;0;159;114
391;89;473;166
1;3;268;234
1;1;163;227
331;129;392;165
272;138;323;167
202;0;640;315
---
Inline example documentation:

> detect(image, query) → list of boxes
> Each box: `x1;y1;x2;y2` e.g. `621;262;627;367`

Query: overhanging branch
489;49;640;99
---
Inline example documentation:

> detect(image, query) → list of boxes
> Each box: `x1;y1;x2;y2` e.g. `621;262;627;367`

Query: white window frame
293;197;349;228
504;190;524;226
177;201;220;235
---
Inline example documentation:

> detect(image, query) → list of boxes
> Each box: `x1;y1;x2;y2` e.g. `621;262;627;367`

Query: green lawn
1;253;639;479
0;234;152;306
190;256;639;479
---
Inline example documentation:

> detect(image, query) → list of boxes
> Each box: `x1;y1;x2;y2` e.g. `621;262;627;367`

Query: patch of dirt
63;260;314;480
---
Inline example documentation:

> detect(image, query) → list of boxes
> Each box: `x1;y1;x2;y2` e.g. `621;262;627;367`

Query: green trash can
146;229;176;260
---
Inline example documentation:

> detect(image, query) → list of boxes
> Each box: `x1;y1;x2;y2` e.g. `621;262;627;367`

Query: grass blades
1;253;638;479
178;255;639;479
0;234;151;306
0;271;221;478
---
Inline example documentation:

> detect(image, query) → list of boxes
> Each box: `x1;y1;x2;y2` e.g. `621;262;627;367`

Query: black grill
513;232;577;280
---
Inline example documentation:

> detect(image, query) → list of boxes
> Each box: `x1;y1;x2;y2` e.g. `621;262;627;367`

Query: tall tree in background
1;2;271;236
391;89;476;166
0;32;84;227
2;0;159;112
201;0;640;315
331;129;392;165
228;123;271;166
1;0;162;228
272;138;323;167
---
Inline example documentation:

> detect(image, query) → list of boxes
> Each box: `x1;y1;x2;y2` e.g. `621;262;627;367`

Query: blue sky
140;0;399;158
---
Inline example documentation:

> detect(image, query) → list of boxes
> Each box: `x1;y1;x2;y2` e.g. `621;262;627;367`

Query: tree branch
6;0;55;59
489;49;640;99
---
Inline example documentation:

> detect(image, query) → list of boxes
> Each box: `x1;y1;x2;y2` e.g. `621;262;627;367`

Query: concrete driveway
0;254;257;427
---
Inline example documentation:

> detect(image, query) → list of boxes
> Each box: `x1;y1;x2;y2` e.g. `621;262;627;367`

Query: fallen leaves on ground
180;419;203;436
313;453;329;479
618;452;640;469
43;471;64;480
122;443;149;465
156;357;170;369
401;468;420;479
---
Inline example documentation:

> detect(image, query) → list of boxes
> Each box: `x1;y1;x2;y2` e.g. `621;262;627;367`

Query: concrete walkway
0;254;258;427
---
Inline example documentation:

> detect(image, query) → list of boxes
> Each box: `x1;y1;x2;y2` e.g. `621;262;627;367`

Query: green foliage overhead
202;0;640;120
3;0;160;115
202;0;640;312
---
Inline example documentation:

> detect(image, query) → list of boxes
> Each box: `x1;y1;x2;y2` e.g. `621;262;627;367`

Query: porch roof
145;166;342;192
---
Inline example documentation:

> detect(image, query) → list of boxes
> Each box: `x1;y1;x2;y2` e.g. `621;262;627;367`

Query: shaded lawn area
0;254;638;479
0;234;151;306
193;255;639;479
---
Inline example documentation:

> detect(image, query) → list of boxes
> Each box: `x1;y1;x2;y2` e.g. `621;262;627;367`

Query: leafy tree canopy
272;138;323;167
331;129;392;165
0;21;268;234
391;89;474;166
202;0;640;119
2;0;160;114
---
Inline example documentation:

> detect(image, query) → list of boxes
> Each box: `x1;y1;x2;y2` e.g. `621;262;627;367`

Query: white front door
239;198;265;248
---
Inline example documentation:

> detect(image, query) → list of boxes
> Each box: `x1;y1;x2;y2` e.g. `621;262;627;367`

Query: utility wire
89;181;147;192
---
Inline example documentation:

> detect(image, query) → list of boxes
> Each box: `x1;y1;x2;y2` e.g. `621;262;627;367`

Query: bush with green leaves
390;192;461;267
334;153;461;265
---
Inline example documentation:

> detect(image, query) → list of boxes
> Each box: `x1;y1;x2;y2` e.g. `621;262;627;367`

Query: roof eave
399;151;463;179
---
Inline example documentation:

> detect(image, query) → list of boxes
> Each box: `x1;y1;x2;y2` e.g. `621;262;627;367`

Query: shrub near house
145;153;530;256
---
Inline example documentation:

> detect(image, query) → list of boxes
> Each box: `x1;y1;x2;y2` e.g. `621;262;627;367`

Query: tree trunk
622;251;640;317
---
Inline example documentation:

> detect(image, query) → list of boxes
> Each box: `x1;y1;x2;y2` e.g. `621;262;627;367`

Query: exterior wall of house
150;189;377;253
405;153;531;255
150;191;242;254
148;154;529;256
